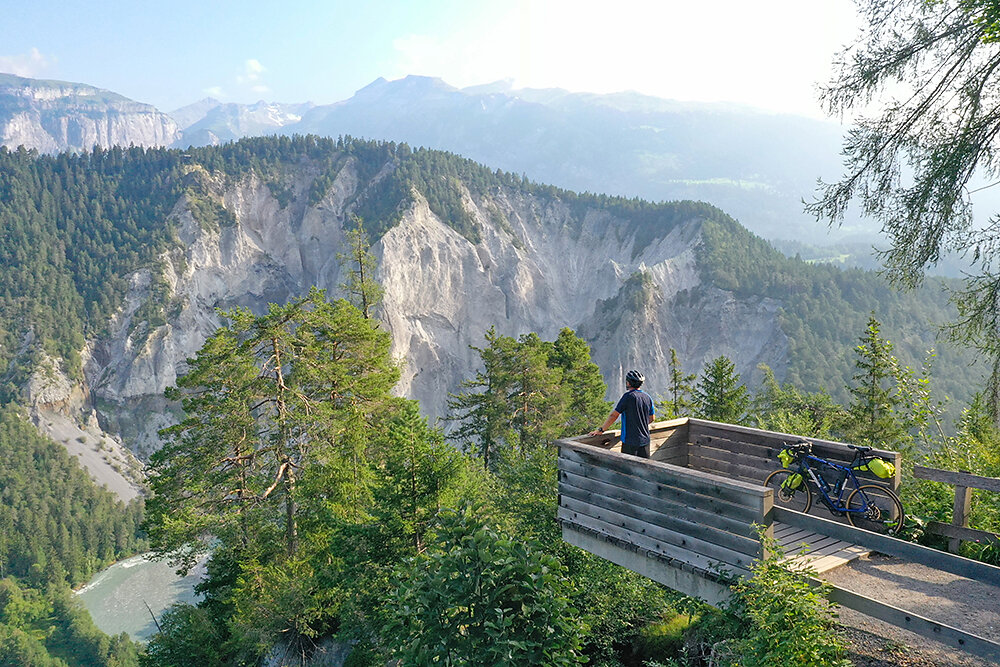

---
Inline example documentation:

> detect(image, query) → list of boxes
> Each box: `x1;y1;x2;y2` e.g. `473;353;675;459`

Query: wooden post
951;471;973;554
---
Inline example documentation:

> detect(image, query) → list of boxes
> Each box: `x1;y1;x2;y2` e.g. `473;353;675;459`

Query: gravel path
822;552;1000;666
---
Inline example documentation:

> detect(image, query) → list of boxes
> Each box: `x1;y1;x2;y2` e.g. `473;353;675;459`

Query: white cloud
0;47;55;78
237;59;265;84
204;86;225;98
251;84;270;94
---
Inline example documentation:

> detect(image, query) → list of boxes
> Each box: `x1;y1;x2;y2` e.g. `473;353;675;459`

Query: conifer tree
147;288;399;566
694;355;749;424
337;216;383;319
667;347;696;418
846;317;906;448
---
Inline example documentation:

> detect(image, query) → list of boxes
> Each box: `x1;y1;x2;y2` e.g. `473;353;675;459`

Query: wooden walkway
775;521;869;574
557;418;1000;663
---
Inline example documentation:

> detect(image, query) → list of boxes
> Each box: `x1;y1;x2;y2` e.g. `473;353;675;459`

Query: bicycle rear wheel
763;469;812;513
846;484;904;535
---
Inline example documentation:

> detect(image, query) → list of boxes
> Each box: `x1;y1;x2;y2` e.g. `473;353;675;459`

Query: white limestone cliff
72;161;787;455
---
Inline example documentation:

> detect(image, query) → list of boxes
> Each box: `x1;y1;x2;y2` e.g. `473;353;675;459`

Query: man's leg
621;443;650;458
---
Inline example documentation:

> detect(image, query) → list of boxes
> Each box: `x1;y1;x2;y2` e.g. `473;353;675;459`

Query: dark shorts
622;443;650;458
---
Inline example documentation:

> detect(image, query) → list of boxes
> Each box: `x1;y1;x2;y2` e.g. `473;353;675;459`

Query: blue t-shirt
615;389;654;447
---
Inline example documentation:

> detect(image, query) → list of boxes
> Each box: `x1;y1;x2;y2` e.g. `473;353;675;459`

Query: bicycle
763;440;905;535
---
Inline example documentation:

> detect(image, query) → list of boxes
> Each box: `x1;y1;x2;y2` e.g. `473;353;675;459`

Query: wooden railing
913;465;1000;553
556;437;771;604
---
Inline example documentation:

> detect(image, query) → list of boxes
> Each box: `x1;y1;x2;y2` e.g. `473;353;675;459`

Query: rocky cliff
0;73;179;153
79;157;786;454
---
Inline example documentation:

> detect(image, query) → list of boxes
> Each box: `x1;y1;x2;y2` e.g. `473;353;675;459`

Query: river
75;553;208;641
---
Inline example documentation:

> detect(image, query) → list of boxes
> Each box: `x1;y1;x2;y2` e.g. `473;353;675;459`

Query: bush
386;506;586;666
725;533;850;667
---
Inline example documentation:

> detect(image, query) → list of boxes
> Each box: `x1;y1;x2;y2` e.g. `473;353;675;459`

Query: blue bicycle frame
798;454;871;515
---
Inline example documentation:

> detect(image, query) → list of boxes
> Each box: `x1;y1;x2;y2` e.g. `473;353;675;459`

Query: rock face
0;73;180;153
81;161;787;453
170;99;314;147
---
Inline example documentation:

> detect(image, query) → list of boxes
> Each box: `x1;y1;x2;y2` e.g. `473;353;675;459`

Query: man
590;369;655;458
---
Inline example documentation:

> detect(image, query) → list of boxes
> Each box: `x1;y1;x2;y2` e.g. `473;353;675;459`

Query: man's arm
590;410;620;436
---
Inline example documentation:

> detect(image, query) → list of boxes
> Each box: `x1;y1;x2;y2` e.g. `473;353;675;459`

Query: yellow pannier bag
777;448;795;468
859;458;895;479
781;473;803;491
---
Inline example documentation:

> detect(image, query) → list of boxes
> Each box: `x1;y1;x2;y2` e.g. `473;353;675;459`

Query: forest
0;135;995;665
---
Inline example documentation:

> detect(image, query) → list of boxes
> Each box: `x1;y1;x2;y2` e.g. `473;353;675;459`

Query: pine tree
147;287;399;565
846;316;906;448
667;348;696;418
550;327;611;435
694;355;749;424
337;216;383;319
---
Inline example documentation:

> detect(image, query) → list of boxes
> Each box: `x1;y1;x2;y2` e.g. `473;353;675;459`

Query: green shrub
725;533;850;667
386;505;586;666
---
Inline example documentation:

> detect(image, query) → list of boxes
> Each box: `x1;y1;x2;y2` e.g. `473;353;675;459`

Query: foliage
752;364;847;438
725;533;850;667
146;287;399;567
695;216;976;413
140;603;225;667
694;356;749;424
806;0;1000;418
0;405;145;587
447;327;608;470
0;578;139;667
665;348;696;419
336;217;383;319
386;506;586;666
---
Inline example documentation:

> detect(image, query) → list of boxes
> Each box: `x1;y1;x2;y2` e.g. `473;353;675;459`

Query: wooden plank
692;435;889;487
559;476;762;557
687;419;898;463
926;521;1000;545
913;466;1000;493
559;442;769;507
690;443;776;478
796;555;857;575
652;451;687;467
779;528;829;551
792;544;869;574
952;484;973;554
650;423;689;450
557;503;753;576
689;453;773;486
559;493;762;566
689;433;781;460
650;443;687;460
559;469;759;539
774;507;1000;586
558;457;761;524
687;420;903;491
561;523;732;607
818;581;1000;663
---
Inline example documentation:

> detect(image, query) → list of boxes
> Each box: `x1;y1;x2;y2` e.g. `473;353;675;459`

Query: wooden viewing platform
557;418;1000;663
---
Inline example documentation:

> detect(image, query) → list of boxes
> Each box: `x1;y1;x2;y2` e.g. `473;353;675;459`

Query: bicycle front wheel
764;469;812;513
846;484;905;535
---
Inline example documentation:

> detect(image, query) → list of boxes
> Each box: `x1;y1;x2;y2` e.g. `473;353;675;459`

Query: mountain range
1;72;863;245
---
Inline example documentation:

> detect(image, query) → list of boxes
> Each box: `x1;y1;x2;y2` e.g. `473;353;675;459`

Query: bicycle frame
796;454;871;515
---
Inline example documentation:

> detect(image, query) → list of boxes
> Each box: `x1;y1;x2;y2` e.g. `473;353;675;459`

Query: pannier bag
777;448;795;468
857;458;895;479
781;473;804;491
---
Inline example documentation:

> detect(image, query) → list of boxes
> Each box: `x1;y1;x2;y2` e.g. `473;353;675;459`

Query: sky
0;0;860;118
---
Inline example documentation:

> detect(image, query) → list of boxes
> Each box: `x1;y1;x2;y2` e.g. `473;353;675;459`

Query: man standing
590;370;655;458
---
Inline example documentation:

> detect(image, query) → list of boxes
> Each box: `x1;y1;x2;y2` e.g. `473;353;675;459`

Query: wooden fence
556;436;771;605
913;465;1000;553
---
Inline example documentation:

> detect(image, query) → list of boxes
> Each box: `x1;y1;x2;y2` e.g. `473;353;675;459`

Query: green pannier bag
858;458;895;479
777;448;795;468
781;473;804;491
